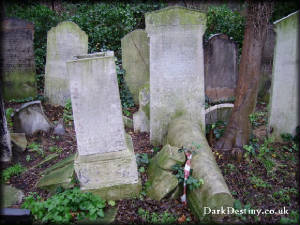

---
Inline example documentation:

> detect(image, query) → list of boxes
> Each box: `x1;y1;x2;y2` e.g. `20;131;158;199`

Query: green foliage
28;142;45;157
138;208;176;224
22;188;106;223
26;155;31;162
249;112;267;128
206;120;227;140
1;163;26;182
272;187;298;203
280;210;299;224
171;164;204;191
250;175;271;189
205;5;245;53
49;145;63;154
136;153;149;167
63;99;73;125
5;108;14;128
280;133;294;142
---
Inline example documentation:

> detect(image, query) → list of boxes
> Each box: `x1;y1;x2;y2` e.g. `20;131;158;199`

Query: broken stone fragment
1;184;24;207
123;116;133;129
146;165;178;201
10;133;27;152
152;144;185;170
205;103;234;125
12;101;52;135
36;154;75;192
133;83;150;132
53;119;65;135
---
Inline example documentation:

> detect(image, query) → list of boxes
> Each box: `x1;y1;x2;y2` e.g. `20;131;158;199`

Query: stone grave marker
66;52;140;199
204;33;238;102
44;21;88;106
1;18;36;100
122;29;149;104
146;6;207;145
268;11;299;139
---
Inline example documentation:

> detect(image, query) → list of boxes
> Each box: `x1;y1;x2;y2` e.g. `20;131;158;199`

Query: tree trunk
215;1;273;150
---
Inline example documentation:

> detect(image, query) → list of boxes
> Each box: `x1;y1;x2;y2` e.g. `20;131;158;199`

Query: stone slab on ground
268;11;299;139
1;185;24;207
44;21;88;106
146;6;207;145
12;101;52;135
10;133;27;152
122;29;149;104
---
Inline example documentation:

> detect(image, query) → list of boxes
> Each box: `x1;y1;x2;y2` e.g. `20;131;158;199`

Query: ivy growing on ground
22;188;106;224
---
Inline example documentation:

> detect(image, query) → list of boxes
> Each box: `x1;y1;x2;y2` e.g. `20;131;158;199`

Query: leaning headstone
44;21;88;106
12;101;52;135
0;91;12;162
66;52;141;199
205;103;234;125
204;33;238;102
146;6;207;145
122;29;149;104
10;133;27;152
268;11;299;139
1;18;36;100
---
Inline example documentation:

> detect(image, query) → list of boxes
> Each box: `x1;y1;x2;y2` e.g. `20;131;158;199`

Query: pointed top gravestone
146;6;207;145
268;11;299;139
44;21;88;106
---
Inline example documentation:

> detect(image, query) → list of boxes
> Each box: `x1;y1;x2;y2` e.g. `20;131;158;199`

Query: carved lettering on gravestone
204;33;238;102
1;18;36;100
44;21;88;106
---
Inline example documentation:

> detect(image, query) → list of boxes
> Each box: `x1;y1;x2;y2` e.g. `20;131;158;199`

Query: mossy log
166;116;234;220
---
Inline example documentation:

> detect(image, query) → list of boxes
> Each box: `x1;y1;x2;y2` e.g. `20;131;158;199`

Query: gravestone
122;29;149;104
268;11;299;139
44;21;88;106
146;6;206;145
0;90;12;162
66;52;140;199
205;103;234;125
204;33;238;102
1;18;36;100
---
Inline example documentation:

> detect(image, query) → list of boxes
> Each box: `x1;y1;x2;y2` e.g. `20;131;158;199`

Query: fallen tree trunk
166;116;233;220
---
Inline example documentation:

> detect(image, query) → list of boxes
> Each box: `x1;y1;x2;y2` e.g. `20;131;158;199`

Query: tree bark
215;1;273;151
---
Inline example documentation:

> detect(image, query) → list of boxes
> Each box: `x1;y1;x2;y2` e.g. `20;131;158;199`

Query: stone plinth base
74;134;141;200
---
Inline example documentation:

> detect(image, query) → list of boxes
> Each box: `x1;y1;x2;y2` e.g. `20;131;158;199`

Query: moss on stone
145;6;206;27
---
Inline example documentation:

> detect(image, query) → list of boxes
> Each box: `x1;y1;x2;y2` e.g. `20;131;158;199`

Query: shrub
22;188;106;223
1;163;26;182
205;5;245;53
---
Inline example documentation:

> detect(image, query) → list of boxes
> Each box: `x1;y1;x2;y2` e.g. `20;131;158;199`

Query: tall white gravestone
45;21;88;106
66;52;140;199
268;11;299;139
145;6;207;145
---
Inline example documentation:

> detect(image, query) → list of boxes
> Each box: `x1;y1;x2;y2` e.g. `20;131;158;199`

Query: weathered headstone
1;18;36;100
146;6;206;145
268;11;299;139
66;52;141;199
122;29;149;104
12;101;52;135
0;90;12;162
204;33;238;102
44;21;88;106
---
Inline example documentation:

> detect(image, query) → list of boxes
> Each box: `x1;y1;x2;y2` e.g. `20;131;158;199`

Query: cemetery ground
1;99;299;224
